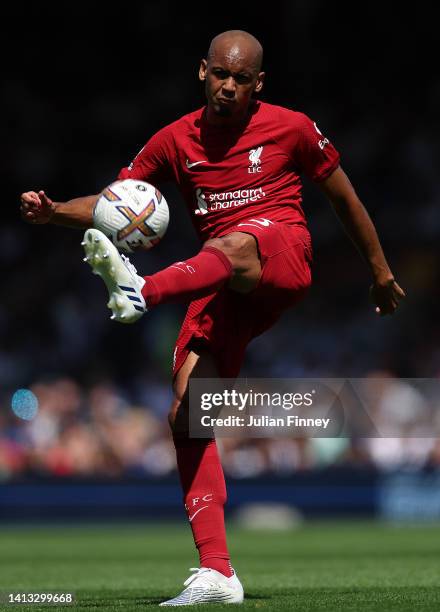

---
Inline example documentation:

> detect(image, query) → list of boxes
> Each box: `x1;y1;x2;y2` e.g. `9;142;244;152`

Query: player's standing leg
160;348;244;606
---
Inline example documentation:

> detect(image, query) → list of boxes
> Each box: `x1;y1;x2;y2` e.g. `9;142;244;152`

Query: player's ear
254;71;265;94
199;59;208;81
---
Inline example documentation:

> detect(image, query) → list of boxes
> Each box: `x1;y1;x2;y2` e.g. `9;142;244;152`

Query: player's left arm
319;166;405;316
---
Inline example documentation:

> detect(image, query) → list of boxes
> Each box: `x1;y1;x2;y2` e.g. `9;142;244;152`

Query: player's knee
168;389;181;430
168;388;189;434
168;404;178;430
205;232;258;272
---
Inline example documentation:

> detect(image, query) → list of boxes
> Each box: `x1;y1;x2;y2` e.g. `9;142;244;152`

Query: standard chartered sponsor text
208;187;266;210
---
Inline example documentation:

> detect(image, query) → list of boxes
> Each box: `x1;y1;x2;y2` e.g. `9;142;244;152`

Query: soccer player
20;30;404;605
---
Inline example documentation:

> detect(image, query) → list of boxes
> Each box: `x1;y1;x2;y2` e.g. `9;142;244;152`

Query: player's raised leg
142;232;260;304
160;348;244;606
82;229;260;322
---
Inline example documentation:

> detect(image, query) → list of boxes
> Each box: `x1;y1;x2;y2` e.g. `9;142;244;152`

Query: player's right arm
21;124;175;228
20;190;97;228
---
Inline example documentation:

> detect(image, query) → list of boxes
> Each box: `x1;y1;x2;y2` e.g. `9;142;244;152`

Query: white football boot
159;567;244;606
82;228;147;323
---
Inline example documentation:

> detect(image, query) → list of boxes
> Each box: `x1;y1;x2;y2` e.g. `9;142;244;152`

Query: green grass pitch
1;522;439;611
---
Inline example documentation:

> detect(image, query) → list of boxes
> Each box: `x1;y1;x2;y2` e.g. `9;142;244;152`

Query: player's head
199;30;264;123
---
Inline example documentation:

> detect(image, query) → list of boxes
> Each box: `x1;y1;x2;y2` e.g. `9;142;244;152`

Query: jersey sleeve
279;110;340;182
118;125;175;185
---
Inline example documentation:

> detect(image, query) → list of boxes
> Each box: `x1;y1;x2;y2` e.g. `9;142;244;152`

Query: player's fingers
38;190;52;207
20;203;32;217
21;190;38;199
21;191;40;205
22;199;41;210
24;211;37;222
393;282;406;299
384;300;398;315
375;306;389;316
21;205;39;220
375;297;396;316
385;290;402;312
43;194;55;213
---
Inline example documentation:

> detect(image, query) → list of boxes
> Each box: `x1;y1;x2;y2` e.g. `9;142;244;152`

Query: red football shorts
173;220;312;378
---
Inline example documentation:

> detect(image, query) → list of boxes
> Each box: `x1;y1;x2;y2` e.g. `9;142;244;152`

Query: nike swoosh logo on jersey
238;218;272;228
186;159;207;169
188;505;209;522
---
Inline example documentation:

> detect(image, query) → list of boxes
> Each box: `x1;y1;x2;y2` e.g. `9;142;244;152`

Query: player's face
199;45;264;124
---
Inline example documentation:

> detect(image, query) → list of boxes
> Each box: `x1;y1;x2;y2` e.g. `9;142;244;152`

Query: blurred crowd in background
1;3;439;480
1;375;440;480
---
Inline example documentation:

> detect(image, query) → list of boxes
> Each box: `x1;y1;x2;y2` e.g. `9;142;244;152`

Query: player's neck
205;103;254;128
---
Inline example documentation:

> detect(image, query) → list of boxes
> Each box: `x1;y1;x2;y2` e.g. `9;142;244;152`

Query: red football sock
141;247;232;306
173;437;233;577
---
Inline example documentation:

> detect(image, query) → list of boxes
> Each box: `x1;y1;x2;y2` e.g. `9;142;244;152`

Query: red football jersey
118;101;340;241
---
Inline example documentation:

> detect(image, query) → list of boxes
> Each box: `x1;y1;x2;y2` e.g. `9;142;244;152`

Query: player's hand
370;276;405;316
20;190;56;224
